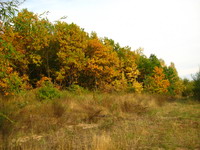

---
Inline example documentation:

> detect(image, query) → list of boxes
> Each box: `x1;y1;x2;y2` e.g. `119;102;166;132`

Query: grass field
0;91;200;150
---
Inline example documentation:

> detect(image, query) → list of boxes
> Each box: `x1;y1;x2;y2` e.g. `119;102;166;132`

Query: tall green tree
137;54;161;83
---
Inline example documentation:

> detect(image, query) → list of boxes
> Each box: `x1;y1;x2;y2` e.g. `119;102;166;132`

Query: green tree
137;54;161;83
163;63;184;96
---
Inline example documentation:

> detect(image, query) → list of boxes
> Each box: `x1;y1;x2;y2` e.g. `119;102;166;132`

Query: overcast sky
19;0;200;79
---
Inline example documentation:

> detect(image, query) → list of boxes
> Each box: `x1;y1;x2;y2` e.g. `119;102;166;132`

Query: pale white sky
19;0;200;79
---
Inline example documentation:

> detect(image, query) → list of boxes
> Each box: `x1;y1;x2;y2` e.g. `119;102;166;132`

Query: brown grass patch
0;92;200;149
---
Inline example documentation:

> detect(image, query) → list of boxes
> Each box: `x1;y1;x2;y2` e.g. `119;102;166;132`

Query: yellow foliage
133;81;143;93
85;38;120;88
0;9;183;96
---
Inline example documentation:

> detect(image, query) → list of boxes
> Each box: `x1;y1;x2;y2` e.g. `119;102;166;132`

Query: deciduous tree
144;66;170;94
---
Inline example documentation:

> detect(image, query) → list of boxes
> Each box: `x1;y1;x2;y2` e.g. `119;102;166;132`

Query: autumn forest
1;1;200;149
1;6;186;96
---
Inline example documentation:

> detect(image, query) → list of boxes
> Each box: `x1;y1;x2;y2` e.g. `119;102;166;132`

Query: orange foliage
85;38;119;89
145;66;170;94
0;8;183;95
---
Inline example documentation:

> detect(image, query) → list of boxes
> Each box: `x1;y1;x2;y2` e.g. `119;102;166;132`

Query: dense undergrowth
0;89;199;150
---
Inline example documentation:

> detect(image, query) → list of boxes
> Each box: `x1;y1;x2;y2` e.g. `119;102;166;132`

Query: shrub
0;72;29;96
182;78;194;97
192;69;200;101
67;84;87;94
36;81;61;100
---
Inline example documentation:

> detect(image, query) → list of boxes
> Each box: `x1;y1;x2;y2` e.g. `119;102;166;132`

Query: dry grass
0;91;200;150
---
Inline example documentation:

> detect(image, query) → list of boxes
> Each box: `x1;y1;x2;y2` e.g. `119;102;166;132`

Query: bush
67;84;87;94
36;81;61;100
182;78;194;97
0;72;29;96
192;69;200;101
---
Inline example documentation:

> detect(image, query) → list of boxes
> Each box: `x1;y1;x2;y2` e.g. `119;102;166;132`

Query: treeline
0;8;186;96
